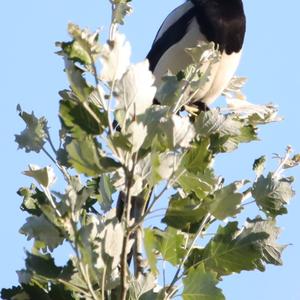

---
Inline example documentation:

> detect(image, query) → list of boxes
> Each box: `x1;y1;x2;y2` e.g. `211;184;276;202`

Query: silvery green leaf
116;60;156;121
112;1;132;25
151;151;181;185
226;99;282;124
104;222;124;269
208;180;248;220
155;74;188;107
20;215;64;251
163;115;195;149
23;165;56;189
223;76;247;101
100;32;131;82
99;174;114;212
194;109;242;137
241;217;287;266
127;121;148;152
253;156;267;177
65;176;90;221
87;85;107;110
68;23;101;60
252;173;295;217
185;42;219;65
15;107;48;154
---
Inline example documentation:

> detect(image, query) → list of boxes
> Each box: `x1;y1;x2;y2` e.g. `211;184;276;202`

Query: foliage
2;1;299;300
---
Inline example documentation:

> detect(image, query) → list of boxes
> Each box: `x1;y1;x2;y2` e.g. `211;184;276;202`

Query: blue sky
1;0;299;299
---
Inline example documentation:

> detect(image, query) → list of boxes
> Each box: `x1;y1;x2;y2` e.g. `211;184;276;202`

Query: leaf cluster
4;2;299;300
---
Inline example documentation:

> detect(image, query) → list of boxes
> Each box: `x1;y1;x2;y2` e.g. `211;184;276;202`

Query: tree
1;1;299;299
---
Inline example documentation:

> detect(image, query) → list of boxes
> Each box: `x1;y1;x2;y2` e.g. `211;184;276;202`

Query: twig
165;213;211;297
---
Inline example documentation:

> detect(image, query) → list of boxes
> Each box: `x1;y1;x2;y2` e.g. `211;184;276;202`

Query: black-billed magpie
147;0;246;108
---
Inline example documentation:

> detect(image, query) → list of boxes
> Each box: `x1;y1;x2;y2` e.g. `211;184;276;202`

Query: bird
147;0;246;110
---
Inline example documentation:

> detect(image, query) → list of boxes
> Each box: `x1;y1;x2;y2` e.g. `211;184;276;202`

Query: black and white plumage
147;0;246;107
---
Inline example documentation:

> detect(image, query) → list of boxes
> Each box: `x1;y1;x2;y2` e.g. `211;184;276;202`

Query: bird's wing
147;2;195;72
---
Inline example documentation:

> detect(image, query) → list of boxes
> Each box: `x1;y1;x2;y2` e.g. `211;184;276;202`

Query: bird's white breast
153;16;242;105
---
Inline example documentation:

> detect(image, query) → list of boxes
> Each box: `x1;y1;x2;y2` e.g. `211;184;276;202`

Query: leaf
194;109;242;138
155;74;188;107
252;173;295;217
207;180;248;220
64;58;93;102
112;0;132;25
151;151;181;185
153;227;186;266
242;217;287;266
253;156;267;177
59;92;107;138
65;176;91;222
104;222;124;269
61;23;101;65
116;60;156;122
127;121;148;153
129;272;156;300
25;251;62;279
66;136;121;176
20;215;64;252
23;165;56;189
198;222;269;276
100;32;131;82
15;107;48;153
144;228;159;275
162;194;207;230
162;115;195;149
181;138;213;173
182;264;225;300
177;169;219;200
98;174;115;212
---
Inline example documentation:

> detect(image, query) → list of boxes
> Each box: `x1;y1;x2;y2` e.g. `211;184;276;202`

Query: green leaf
155;74;187;107
153;227;186;266
242;217;287;266
162;194;207;230
177;169;218;200
66;136;121;176
253;156;267;177
15;107;48;153
129;272;156;300
207;181;248;220
182;264;225;300
197;222;269;276
181;138;212;173
144;228;159;275
18;185;42;216
20;215;64;252
23;165;56;189
59;92;107;138
25;251;62;279
58;23;101;66
98;174;115;212
252;173;295;217
64;58;93;102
